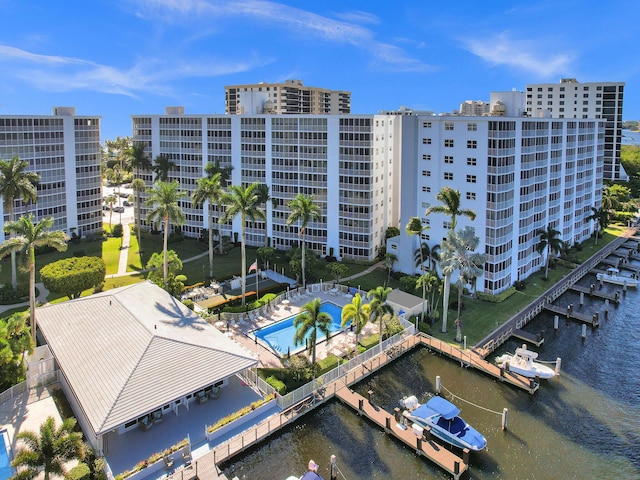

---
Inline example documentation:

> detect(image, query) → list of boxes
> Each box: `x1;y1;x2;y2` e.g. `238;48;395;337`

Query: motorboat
596;267;640;287
495;346;556;379
400;395;487;451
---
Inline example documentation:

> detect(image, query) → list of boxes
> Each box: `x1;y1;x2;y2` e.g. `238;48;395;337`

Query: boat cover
414;396;461;420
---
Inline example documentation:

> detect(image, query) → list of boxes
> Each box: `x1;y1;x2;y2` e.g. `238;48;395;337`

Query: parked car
102;204;110;211
123;200;132;207
112;206;125;213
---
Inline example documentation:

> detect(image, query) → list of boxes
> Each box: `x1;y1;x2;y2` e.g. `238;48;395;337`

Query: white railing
0;370;60;406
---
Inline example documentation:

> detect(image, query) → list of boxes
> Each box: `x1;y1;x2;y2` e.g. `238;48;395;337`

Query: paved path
117;220;131;275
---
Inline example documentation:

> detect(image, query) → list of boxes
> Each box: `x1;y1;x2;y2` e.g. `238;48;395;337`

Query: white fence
0;370;60;406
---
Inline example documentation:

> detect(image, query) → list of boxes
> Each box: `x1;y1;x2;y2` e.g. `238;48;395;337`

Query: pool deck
223;290;379;368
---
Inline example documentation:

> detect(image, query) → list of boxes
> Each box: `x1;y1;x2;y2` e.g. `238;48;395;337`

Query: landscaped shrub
111;223;123;238
206;394;276;434
476;286;516;303
265;375;286;394
0;285;29;304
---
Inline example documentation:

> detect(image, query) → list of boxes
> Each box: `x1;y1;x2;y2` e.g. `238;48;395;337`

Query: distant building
526;79;626;181
458;100;490;116
0;107;103;240
225;80;351;115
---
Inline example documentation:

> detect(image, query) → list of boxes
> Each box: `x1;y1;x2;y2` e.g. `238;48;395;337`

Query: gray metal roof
37;281;258;436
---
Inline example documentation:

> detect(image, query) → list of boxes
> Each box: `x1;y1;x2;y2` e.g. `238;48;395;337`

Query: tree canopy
40;257;106;300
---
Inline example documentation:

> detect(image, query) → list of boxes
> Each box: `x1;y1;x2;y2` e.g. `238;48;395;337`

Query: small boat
400;395;487;451
495;346;556;379
596;267;640;287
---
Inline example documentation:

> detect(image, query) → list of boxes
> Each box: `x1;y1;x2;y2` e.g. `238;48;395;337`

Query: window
444;172;453;180
445;122;454;130
422;154;431;161
467;123;477;131
467;140;477;149
467;157;477;166
423;121;432;128
422;170;431;177
466;174;477;183
444;139;454;147
466;192;476;200
422;138;432;145
444;156;454;164
422;186;431;192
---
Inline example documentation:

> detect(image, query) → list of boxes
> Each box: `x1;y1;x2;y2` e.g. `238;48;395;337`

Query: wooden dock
335;388;468;480
417;336;539;394
569;284;619;302
543;304;599;327
513;328;544;346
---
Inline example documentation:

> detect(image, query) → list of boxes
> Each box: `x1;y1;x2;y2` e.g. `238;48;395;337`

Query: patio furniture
210;386;221;399
182;450;192;467
196;390;209;404
152;409;163;424
138;415;153;431
163;454;174;470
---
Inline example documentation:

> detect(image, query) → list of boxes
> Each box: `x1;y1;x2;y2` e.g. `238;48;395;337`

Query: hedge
476;286;516;303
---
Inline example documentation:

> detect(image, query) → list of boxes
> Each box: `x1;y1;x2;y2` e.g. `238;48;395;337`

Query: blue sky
1;0;639;141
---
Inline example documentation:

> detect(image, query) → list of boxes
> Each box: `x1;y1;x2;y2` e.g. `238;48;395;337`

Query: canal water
223;267;640;479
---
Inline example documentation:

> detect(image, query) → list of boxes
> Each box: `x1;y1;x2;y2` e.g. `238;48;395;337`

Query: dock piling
553;315;559;330
502;408;508;430
436;375;441;395
581;324;587;339
555;357;562;376
579;292;584;305
330;455;337;480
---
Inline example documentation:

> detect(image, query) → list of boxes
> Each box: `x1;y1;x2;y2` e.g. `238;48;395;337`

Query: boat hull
596;273;639;287
495;353;556;379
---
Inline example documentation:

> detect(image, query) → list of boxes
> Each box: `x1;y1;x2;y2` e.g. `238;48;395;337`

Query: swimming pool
253;302;347;356
0;430;13;480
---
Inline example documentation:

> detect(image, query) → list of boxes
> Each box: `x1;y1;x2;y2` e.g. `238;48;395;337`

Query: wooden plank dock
417;336;539;394
569;284;619;302
513;328;544;346
335;387;468;480
543;304;599;326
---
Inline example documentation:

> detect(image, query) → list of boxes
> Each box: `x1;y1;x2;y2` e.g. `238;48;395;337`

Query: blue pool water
0;431;12;480
253;302;346;355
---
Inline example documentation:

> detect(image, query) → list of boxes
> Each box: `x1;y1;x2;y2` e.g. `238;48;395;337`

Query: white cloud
0;44;271;97
461;32;573;77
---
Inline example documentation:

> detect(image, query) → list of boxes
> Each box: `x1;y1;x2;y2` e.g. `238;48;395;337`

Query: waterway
223;263;640;479
622;129;640;146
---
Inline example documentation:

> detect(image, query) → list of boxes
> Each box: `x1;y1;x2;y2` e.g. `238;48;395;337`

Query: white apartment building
526;79;625;181
388;93;605;295
131;110;396;262
0;107;103;240
458;100;490;116
225;80;351;115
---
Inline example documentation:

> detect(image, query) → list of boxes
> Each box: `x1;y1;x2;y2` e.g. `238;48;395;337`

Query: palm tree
145;181;186;290
440;227;485;341
417;271;441;321
10;416;83;480
293;297;333;368
0;312;33;390
367;286;394;346
587;205;610;246
191;173;223;279
341;293;371;357
124;142;152;175
205;161;234;253
130;178;147;251
105;165;125;224
0;215;67;350
287;194;321;288
255;183;278;246
536;224;563;279
104;194;117;226
426;186;476;230
0;156;39;290
406;217;429;323
384;252;397;287
220;183;265;305
152;154;176;182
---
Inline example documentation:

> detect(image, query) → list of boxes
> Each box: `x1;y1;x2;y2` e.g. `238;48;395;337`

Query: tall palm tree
417;271;442;321
124;142;152;175
152;154;176;182
425;186;476;230
406;216;429;323
191;173;223;279
287;194;321;288
341;293;371;357
130;178;147;251
587;205;610;246
536;224;563;279
205;161;234;253
0;312;33;390
384;252;397;287
440;227;486;342
0;156;39;290
10;416;83;480
145;181;186;290
367;286;394;346
104;194;117;227
220;183;265;305
293;297;333;369
0;215;67;345
255;183;278;246
105;165;125;224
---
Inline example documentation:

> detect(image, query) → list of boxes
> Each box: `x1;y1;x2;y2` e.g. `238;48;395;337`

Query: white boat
596;267;640;287
400;395;487;451
495;346;556;379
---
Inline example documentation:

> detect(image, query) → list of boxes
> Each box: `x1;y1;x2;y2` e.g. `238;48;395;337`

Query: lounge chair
196;390;209;404
163;454;174;469
152;410;163;424
182;450;192;468
210;386;221;399
138;415;153;431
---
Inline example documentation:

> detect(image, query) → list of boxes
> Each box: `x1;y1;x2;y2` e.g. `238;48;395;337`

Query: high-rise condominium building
131;110;395;262
526;78;625;181
0;107;103;240
387;92;604;294
458;100;490;116
225;80;351;115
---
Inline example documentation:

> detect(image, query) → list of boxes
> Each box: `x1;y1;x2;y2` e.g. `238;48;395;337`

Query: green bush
111;224;123;238
0;285;29;305
476;286;516;303
265;375;286;394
